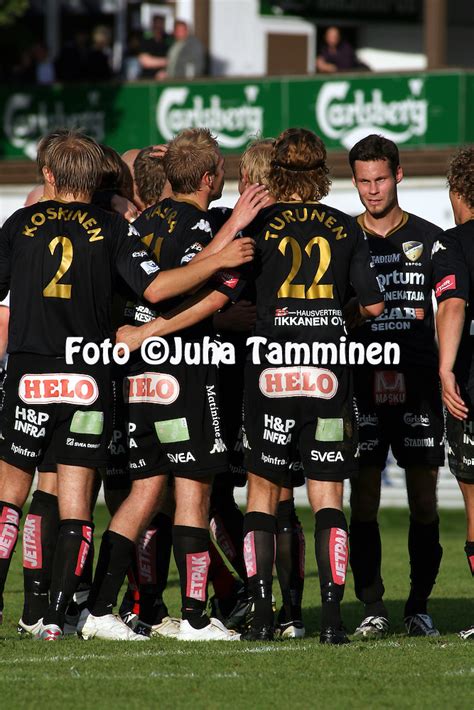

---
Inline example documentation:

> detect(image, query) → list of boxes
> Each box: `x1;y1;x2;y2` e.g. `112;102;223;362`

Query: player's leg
241;472;281;641
41;465;96;638
307;479;350;644
0;461;33;624
210;473;246;582
404;465;442;636
459;480;474;640
350;465;389;636
275;482;305;639
19;471;59;633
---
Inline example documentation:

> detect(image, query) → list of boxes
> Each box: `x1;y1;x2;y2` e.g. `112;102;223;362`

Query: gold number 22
277;236;334;299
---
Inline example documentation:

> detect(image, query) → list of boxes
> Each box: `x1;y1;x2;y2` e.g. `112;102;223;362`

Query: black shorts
127;363;228;481
355;367;444;469
0;353;111;470
446;410;474;483
243;364;358;484
218;346;247;487
103;367;131;491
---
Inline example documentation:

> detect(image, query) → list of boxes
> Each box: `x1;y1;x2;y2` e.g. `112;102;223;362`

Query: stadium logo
259;367;338;399
3;92;105;159
402;241;423;262
315;79;428;149
156;86;263;149
19;374;98;405
127;373;179;404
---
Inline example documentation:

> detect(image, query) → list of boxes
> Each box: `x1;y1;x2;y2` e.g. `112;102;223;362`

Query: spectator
138;15;170;80
166;20;206;79
316;26;369;73
55;30;90;82
86;25;113;81
32;43;55;85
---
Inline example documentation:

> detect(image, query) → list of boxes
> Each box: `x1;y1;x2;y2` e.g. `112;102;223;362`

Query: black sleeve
349;225;384;306
0;220;12;301
112;218;161;298
432;232;469;303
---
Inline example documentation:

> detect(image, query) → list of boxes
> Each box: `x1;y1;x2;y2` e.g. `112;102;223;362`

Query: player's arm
0;221;11;301
433;231;470;419
143;238;254;303
191;184;269;262
138;52;168;70
346;225;385;326
436;298;468;419
117;288;229;352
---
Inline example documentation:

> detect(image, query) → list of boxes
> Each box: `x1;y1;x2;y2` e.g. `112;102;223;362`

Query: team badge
402;241;423;262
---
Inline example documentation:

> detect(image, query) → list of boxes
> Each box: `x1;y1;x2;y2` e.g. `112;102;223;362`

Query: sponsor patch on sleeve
213;270;239;289
435;274;456;298
140;260;160;275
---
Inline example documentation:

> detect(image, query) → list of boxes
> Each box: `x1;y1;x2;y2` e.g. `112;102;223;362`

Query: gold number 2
43;236;73;299
277;236;333;299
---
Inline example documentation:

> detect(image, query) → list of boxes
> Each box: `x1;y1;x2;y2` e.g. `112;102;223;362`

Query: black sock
138;513;172;625
276;499;304;623
43;519;94;628
349;519;387;617
210;488;246;582
405;517;443;617
315;508;348;630
22;490;59;625
173;525;210;629
243;512;276;628
465;541;474;576
88;530;135;617
0;501;22;611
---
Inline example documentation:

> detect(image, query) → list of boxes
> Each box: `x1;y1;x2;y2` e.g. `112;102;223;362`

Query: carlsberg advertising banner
0;71;471;160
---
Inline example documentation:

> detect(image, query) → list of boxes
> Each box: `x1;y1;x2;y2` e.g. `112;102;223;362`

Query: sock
88;530;135;617
137;513;172;625
243;511;276;628
43;519;93;628
349;519;387;617
465;541;474;575
315;508;348;630
405;517;443;617
173;525;211;629
275;498;305;623
209;540;236;599
22;490;59;625
210;491;246;581
0;502;22;610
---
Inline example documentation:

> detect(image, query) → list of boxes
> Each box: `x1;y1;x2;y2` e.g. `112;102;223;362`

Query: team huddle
0;124;472;644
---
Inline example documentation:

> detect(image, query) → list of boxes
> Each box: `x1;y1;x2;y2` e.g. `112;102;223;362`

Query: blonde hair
239;138;275;185
44;130;104;198
164;128;220;194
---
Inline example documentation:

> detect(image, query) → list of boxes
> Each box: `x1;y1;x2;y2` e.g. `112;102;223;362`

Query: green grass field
0;506;472;710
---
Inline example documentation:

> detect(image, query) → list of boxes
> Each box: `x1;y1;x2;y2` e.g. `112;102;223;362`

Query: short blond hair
164;128;220;194
239;138;275;185
44;130;104;198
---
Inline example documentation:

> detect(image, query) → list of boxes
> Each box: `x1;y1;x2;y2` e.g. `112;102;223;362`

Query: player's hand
214;300;256;332
111;195;140;222
149;144;168;159
439;369;468;420
116;325;143;353
219;237;255;268
230;184;270;232
343;298;364;329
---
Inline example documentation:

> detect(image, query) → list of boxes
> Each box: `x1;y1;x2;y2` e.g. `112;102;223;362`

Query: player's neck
53;191;92;204
173;191;209;212
362;204;404;237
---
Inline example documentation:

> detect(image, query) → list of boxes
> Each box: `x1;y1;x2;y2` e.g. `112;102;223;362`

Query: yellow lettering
325;216;336;229
88;227;104;242
71;210;87;224
334;225;347;240
22;225;36;237
31;213;46;227
46;207;57;220
295;208;308;222
310;209;325;223
57;207;70;221
82;217;96;230
264;230;279;240
282;210;296;224
270;217;285;230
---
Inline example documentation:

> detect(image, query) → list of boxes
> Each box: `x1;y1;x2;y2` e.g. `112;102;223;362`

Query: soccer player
433;146;474;641
348;134;444;638
241;127;384;642
0;129;255;638
77;128;268;641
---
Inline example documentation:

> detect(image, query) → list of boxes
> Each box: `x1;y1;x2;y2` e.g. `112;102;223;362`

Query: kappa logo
19;374;99;405
128;223;140;237
191;219;212;234
402;241;423;262
127;373;179;404
259;367;338;399
431;240;446;256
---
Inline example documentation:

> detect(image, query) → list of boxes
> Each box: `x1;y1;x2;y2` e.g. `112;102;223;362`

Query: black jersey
125;197;243;339
0;201;160;356
433;220;474;391
247;201;382;345
352;212;442;369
